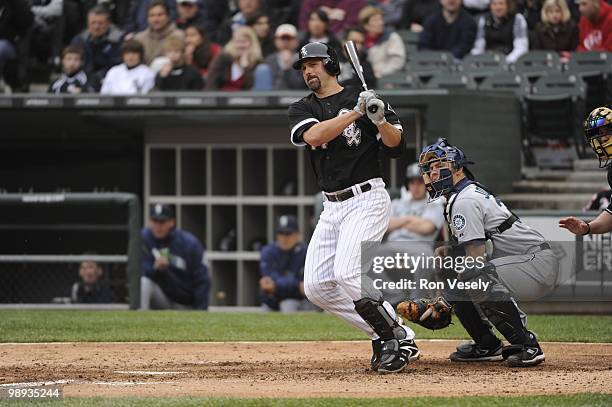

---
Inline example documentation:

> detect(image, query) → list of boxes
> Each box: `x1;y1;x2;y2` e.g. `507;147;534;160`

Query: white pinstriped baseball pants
304;178;415;340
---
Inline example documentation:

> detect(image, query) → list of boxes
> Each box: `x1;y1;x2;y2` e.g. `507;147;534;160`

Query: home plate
114;371;186;375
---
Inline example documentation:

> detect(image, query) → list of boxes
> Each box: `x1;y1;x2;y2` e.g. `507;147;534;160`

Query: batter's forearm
378;122;402;148
303;111;362;147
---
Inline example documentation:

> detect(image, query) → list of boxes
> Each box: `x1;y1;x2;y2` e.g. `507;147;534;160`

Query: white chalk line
0;339;610;346
0;379;174;388
114;371;186;375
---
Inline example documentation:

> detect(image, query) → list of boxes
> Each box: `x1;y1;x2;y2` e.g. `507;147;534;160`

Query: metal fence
0;193;141;309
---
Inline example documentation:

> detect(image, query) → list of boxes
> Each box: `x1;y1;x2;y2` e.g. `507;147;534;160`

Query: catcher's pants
304;178;415;340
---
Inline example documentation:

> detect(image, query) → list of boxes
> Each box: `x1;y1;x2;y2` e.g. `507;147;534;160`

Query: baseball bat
344;40;378;114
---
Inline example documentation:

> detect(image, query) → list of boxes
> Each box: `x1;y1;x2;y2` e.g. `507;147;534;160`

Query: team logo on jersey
453;214;466;231
338;108;361;146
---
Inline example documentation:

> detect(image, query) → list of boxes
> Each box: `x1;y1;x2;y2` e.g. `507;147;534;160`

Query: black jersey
288;86;406;192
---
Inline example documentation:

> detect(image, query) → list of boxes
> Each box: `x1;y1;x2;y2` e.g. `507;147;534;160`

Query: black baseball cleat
370;338;383;371
377;339;409;374
449;340;504;362
506;344;545;367
400;338;420;362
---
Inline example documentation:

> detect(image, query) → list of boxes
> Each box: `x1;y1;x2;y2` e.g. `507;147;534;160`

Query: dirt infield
0;341;611;398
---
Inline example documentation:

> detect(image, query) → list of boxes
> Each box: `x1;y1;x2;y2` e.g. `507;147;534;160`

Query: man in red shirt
577;0;612;51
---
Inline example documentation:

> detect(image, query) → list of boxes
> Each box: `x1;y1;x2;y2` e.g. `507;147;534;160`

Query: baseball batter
288;42;418;374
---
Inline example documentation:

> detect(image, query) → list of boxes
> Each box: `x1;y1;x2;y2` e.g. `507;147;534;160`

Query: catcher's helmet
584;105;612;168
292;42;340;76
418;138;474;200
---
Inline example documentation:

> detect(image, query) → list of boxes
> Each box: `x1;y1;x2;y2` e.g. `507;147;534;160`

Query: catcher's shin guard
480;301;529;345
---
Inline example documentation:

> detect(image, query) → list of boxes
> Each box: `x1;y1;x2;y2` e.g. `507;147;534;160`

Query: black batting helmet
292;42;340;76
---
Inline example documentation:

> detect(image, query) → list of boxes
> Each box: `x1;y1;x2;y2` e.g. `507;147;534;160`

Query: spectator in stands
338;27;377;88
217;0;264;45
299;0;366;35
100;39;156;94
0;0;33;90
387;163;445;242
264;24;307;89
184;24;221;83
577;0;612;51
298;9;343;56
471;0;529;64
71;258;114;303
175;0;206;30
155;36;204;90
247;11;276;57
367;0;408;29
359;6;406;78
259;215;311;312
141;203;210;310
134;0;185;64
124;0;177;34
532;0;578;52
71;5;125;91
48;45;94;94
418;0;477;60
400;0;440;33
206;26;273;90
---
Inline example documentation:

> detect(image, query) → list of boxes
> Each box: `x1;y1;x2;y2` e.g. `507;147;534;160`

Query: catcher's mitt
397;297;452;330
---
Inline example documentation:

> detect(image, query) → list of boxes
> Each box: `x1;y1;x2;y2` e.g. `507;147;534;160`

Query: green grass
0;311;610;343
2;394;611;407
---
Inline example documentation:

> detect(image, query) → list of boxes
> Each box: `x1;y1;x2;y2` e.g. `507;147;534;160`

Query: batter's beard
306;77;321;91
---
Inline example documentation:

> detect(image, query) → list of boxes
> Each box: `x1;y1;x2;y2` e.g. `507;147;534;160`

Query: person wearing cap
141;203;210;310
387;163;445;243
264;24;308;90
259;215;311;312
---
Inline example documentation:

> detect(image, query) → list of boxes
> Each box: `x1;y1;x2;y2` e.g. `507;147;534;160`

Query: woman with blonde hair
359;6;406;78
206;26;273;91
532;0;578;53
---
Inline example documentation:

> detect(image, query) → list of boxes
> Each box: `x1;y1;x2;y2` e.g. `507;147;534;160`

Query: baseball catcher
398;139;559;367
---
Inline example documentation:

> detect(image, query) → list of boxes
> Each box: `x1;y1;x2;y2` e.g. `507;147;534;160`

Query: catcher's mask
418;139;474;200
584;106;612;168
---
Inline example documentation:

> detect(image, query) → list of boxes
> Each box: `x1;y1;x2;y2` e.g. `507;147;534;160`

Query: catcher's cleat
400;339;420;362
377;339;409;374
506;344;545;367
449;340;504;362
505;333;545;367
370;338;383;371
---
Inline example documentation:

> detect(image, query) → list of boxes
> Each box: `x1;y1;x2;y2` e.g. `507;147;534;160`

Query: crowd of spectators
0;0;610;94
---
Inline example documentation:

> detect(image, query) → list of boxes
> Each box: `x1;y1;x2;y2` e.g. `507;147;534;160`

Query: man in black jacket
418;0;477;59
71;5;125;90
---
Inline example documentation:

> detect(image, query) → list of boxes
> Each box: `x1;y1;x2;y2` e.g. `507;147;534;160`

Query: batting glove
353;90;375;116
366;97;386;125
